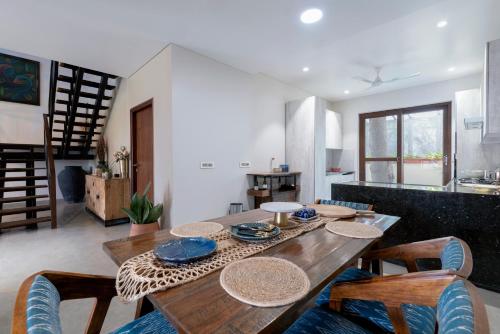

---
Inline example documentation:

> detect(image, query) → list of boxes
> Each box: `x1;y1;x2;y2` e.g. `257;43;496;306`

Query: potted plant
122;184;163;236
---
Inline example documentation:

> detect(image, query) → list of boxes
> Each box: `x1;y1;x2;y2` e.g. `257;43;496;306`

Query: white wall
169;45;309;225
332;74;482;178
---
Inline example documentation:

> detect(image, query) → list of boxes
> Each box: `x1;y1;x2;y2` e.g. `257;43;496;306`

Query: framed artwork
0;52;40;105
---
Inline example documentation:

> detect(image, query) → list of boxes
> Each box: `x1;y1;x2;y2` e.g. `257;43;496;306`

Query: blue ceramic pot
57;166;86;203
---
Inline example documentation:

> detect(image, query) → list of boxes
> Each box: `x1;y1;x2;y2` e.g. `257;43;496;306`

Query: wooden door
131;99;154;200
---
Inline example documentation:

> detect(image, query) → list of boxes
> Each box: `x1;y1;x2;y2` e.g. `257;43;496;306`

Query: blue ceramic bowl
230;222;280;242
153;237;217;264
293;208;317;219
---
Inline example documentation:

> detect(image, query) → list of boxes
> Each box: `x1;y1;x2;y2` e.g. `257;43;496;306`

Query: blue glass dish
153;237;217;264
230;222;280;242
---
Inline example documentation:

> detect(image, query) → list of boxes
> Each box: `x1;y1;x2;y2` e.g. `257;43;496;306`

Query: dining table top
103;209;400;334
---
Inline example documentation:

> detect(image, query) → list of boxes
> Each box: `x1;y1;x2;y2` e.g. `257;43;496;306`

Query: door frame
359;102;452;185
130;98;154;198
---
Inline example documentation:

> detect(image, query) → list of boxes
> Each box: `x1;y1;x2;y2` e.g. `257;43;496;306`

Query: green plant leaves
122;181;163;224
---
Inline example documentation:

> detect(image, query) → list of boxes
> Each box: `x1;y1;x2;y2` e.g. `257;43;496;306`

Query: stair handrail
48;61;58;130
43;114;57;229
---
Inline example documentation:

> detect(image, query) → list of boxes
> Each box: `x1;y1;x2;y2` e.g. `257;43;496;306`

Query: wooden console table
85;175;130;226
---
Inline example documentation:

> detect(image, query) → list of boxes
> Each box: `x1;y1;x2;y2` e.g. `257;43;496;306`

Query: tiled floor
1;202;499;333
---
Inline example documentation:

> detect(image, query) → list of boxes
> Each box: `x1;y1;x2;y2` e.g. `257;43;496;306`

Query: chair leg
85;297;113;334
135;297;154;319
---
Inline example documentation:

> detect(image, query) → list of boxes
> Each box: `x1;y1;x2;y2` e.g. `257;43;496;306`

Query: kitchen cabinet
325;110;342;149
322;173;355;199
483;38;500;143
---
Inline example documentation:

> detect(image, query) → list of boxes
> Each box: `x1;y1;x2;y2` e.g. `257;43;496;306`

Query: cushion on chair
110;310;177;334
437;280;474;334
440;239;465;272
316;267;375;307
319;199;370;211
27;275;62;334
285;306;373;334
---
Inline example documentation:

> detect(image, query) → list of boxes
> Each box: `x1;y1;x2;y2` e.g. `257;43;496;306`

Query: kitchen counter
330;181;500;292
339;180;500;196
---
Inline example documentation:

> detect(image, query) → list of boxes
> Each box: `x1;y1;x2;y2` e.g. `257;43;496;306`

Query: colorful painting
0;53;40;105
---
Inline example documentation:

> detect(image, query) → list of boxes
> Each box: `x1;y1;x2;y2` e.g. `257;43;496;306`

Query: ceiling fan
353;67;421;88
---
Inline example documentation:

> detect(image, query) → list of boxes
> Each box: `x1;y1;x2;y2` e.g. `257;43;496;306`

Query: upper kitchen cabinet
325;109;342;149
483;39;500;143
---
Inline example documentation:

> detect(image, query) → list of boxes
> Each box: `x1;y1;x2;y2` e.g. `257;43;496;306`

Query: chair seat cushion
110;310;177;334
27;275;62;334
316;267;375;307
285;307;373;334
319;199;370;211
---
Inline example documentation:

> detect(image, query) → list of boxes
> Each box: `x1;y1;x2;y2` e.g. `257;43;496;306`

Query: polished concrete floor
1;202;499;333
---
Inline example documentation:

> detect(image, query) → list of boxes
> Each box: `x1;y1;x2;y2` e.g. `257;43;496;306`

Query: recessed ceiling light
344;90;350;95
448;67;456;72
300;8;323;24
302;66;310;72
437;20;448;28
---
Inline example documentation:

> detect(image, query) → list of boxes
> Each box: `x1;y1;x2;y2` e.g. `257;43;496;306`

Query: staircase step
56;99;109;110
0;216;52;229
0;143;44;150
57;88;112;100
59;63;118;79
53;129;101;135
0;168;46;172
0;205;51;216
0;158;46;163
0;176;48;182
0;195;49;204
54;120;104;127
53;111;106;119
51;138;97;143
57;75;116;90
52;146;96;151
0;185;48;192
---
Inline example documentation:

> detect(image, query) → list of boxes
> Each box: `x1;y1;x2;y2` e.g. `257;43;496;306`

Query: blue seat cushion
27;275;62;334
316;268;436;334
319;199;370;211
440;240;465;272
437;280;474;333
110;310;177;334
285;306;373;334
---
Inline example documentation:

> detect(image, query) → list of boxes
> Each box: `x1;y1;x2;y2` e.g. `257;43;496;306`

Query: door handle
443;155;448;166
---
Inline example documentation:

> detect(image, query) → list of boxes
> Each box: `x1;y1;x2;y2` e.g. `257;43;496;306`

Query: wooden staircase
0;116;57;231
48;61;118;159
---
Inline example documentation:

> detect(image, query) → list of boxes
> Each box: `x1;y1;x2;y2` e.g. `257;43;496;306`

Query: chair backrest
26;275;62;334
437;280;489;333
316;199;372;211
440;238;473;277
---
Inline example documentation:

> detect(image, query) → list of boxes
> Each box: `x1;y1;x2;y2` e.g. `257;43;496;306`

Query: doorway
359;102;452;186
130;99;154;200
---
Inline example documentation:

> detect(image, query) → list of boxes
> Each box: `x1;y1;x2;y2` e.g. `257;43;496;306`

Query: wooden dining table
103;209;400;334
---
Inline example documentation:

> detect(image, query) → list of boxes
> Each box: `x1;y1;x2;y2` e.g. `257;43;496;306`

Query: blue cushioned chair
286;274;489;334
13;271;177;334
315;199;373;211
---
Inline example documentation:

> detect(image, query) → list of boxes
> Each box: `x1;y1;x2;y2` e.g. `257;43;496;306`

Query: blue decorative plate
230;222;280;243
153;237;217;264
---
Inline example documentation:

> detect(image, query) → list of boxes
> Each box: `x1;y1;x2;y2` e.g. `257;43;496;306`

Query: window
359;102;452;186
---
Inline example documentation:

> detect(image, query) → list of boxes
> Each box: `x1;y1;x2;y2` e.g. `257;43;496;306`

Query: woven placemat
170;221;224;237
325;220;383;239
220;257;310;307
116;217;336;302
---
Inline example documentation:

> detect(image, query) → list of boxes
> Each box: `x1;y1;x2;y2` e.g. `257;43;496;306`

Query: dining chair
315;199;373;211
316;237;473;308
286;273;489;334
12;271;177;334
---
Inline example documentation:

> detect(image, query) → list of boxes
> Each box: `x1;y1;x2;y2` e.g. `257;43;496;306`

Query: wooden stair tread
0;185;48;192
53;111;106;119
59;63;118;79
0;195;49;204
53;129;101;135
57;87;112;100
0;216;52;229
0;168;46;172
57;75;116;90
0;143;44;150
51;138;97;143
0;176;48;182
0;205;51;216
1;158;46;163
54;120;104;127
55;99;109;110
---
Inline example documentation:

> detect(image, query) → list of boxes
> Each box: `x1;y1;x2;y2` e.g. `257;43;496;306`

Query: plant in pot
123;184;163;237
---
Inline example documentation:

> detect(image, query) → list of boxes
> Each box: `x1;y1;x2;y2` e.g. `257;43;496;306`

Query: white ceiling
1;0;499;101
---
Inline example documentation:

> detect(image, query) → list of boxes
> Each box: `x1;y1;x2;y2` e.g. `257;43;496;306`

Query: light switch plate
239;161;251;168
200;161;215;169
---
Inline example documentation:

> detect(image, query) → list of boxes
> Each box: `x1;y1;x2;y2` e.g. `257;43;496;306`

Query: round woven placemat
325;220;383;239
220;257;310;307
170;221;224;237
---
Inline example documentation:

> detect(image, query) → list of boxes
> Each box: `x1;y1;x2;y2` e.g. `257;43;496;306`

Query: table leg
135;297;154;319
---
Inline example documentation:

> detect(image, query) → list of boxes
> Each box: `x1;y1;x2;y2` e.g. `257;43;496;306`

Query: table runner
116;217;336;302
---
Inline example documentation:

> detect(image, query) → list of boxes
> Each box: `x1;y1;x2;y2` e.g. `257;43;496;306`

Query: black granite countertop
336;181;500;196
